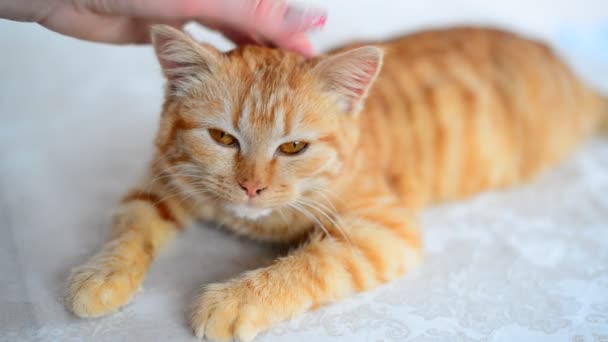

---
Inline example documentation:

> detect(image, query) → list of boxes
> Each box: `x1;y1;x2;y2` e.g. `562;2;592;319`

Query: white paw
66;262;143;317
190;281;273;342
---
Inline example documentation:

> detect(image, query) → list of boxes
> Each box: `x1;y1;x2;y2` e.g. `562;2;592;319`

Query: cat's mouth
225;203;273;220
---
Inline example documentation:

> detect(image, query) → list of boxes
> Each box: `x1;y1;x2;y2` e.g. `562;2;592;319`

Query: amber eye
209;129;238;147
278;141;309;155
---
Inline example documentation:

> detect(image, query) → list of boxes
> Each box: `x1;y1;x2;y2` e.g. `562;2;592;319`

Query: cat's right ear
150;25;220;95
312;46;384;114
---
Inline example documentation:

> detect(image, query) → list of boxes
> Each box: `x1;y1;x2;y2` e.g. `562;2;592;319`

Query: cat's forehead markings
273;107;286;136
237;101;251;133
266;92;279;112
224;97;236;128
283;106;293;136
249;84;264;114
288;108;306;135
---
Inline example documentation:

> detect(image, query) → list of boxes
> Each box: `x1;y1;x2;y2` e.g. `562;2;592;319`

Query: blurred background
1;1;607;341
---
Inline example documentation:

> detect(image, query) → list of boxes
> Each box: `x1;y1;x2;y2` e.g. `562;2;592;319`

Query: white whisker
288;203;330;238
297;199;351;245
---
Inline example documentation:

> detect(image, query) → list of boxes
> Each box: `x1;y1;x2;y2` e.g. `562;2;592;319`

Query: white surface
1;1;608;341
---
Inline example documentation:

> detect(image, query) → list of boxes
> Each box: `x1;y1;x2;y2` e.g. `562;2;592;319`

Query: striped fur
66;25;607;340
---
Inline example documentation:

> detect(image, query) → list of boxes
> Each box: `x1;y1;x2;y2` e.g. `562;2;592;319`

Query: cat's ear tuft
313;46;384;114
150;25;220;94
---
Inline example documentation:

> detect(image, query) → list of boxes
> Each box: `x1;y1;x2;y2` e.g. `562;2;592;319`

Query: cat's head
151;25;383;220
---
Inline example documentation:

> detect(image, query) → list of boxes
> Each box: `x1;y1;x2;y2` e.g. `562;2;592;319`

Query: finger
83;0;302;26
210;24;259;46
87;0;325;52
199;1;324;55
199;20;313;57
86;0;326;36
271;32;314;58
195;19;259;46
127;19;185;44
40;5;184;44
197;0;327;38
84;0;209;18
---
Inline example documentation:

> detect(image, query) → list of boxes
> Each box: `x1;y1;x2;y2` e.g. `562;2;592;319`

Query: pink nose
238;180;268;198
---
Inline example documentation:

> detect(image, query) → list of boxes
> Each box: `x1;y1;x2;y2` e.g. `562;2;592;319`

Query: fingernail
283;6;327;31
311;15;327;28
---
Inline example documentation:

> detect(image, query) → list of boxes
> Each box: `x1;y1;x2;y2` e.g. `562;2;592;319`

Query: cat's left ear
150;25;220;95
312;46;384;114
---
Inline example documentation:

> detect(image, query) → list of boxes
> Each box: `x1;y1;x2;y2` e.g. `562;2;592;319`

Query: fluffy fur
66;25;608;341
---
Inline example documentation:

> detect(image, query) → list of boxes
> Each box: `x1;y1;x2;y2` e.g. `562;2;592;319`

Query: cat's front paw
190;280;276;342
66;261;143;318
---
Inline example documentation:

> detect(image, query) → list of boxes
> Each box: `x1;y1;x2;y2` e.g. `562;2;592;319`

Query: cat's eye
278;141;309;155
209;129;238;147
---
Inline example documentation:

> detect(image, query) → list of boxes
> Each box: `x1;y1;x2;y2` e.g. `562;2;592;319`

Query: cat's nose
238;180;268;198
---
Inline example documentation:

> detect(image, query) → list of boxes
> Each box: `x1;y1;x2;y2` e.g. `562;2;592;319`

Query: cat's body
66;26;607;341
355;27;604;207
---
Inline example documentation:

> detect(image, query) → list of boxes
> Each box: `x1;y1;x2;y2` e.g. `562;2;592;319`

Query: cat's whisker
296;199;351;245
306;184;342;203
151;172;212;206
146;162;202;194
287;203;331;238
147;157;193;185
312;189;342;212
276;207;289;226
152;187;190;207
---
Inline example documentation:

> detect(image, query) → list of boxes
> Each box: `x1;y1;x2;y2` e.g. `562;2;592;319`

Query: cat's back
354;27;604;206
380;26;545;60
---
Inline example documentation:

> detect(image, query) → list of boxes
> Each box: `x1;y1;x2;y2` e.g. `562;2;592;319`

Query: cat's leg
190;200;421;341
66;181;191;318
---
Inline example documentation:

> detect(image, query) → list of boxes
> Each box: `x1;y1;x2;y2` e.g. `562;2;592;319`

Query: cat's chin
225;204;273;220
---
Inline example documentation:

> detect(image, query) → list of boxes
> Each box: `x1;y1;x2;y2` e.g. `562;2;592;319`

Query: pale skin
0;0;326;56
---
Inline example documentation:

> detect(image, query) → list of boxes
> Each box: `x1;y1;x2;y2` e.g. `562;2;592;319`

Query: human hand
2;0;326;56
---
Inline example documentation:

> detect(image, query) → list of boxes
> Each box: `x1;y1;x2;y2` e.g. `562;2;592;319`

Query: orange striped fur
66;25;608;341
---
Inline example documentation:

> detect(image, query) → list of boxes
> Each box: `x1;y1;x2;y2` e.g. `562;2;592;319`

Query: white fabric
1;1;608;341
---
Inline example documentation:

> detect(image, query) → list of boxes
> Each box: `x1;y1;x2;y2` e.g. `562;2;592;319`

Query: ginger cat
66;25;607;341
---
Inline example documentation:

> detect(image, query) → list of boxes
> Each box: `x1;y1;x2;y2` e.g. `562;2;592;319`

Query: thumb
203;0;327;38
92;0;326;37
86;0;212;18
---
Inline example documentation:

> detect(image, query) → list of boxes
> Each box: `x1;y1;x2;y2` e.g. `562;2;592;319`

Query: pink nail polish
283;6;327;31
311;15;327;28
